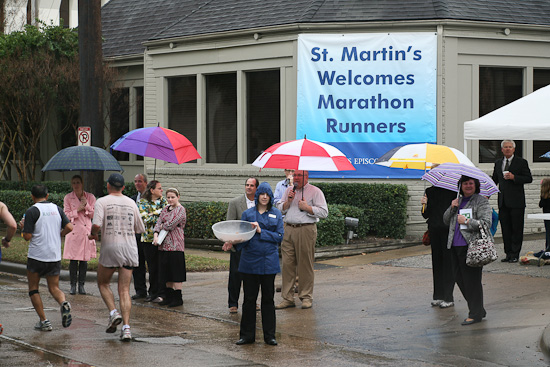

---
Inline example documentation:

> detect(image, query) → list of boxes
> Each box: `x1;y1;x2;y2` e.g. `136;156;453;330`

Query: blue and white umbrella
540;151;550;159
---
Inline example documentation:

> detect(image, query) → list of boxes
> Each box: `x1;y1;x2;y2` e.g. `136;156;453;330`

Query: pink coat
62;191;97;261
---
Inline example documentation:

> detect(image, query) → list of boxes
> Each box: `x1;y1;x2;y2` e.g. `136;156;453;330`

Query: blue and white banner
297;33;437;178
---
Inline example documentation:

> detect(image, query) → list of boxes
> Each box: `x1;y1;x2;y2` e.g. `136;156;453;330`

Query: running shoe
61;301;72;328
35;319;53;331
120;326;132;341
106;310;122;333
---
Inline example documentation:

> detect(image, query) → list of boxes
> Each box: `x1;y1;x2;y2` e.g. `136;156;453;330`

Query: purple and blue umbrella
42;146;123;172
421;162;499;197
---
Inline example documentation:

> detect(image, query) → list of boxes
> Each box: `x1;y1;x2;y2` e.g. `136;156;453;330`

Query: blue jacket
236;182;283;275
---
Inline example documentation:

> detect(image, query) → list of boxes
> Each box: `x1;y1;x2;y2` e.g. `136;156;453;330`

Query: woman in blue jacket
223;182;283;346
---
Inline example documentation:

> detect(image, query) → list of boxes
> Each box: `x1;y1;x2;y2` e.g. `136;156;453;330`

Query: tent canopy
464;84;550;140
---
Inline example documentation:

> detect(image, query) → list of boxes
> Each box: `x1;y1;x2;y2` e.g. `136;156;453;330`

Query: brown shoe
229;306;238;313
275;300;296;310
301;299;312;309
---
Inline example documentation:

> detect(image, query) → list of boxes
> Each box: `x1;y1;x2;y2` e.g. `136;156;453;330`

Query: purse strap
477;221;488;240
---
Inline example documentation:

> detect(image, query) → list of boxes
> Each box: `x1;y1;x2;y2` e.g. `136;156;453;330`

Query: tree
0;22;120;182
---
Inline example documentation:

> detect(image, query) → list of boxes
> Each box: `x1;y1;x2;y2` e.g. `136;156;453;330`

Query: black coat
492;156;532;208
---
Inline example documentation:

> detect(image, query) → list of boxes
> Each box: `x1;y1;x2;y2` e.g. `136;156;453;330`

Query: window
109;88;130;161
246;70;280;163
134;87;144;161
60;0;69;28
478;67;523;163
168;76;197;162
533;69;550;162
206;73;237;163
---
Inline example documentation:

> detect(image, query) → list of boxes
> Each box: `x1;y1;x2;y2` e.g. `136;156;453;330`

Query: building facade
95;1;550;237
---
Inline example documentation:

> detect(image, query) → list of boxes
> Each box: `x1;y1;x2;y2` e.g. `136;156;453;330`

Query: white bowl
212;220;256;243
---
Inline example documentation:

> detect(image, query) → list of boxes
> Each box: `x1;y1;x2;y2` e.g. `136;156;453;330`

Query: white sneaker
439;301;454;308
120;326;132;341
106;310;122;333
34;319;53;331
430;300;443;307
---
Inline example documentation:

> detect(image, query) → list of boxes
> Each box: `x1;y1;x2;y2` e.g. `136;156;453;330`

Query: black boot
159;288;173;306
69;260;77;295
168;290;183;307
78;261;87;295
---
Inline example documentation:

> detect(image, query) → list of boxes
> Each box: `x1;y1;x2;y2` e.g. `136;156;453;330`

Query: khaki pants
281;224;317;302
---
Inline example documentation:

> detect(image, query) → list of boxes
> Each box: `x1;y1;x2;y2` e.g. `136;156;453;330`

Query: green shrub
332;204;368;238
184;201;228;239
316;182;408;239
316;204;345;247
0;190;65;220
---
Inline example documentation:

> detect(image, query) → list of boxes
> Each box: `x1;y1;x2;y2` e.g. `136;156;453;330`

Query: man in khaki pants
276;170;328;309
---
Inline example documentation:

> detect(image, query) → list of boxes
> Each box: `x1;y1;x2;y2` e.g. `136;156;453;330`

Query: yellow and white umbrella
375;143;474;170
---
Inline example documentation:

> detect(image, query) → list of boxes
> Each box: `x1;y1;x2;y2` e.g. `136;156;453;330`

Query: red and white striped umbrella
252;138;355;171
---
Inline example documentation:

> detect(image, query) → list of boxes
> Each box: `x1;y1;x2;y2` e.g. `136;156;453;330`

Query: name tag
269;214;277;218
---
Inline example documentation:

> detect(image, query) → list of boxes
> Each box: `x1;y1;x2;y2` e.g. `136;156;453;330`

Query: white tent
464;84;550;141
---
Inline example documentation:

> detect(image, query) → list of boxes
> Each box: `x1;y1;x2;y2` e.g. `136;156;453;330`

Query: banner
297;33;437;178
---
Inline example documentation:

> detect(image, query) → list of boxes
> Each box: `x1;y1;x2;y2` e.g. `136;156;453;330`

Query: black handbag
466;222;498;267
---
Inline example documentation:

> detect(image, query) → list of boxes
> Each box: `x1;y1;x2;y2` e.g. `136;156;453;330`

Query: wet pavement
1;236;550;366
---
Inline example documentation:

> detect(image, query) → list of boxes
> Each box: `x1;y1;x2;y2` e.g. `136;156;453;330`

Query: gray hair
501;140;516;148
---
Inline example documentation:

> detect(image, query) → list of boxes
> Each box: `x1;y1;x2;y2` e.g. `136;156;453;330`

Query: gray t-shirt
93;194;145;267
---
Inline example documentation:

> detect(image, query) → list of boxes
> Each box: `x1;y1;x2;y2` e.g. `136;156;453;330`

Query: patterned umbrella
42;146;123;172
251;138;355;171
540;151;550;159
111;126;201;164
421;162;499;197
376;143;474;170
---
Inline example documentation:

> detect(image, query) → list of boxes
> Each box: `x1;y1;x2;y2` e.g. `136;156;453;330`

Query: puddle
134;336;194;345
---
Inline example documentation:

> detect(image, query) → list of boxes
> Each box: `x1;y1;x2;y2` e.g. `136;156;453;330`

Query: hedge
0;180;137;196
0;181;408;246
316;182;408;239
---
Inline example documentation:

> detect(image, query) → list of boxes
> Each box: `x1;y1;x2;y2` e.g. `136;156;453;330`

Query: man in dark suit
492;140;532;263
225;177;258;313
131;173;149;299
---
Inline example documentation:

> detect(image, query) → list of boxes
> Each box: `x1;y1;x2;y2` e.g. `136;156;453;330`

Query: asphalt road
1;236;550;366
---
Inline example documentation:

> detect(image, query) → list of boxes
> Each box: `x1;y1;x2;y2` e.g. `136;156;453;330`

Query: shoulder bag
466;222;498;267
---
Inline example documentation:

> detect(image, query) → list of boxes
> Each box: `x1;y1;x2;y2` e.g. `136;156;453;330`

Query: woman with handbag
443;175;493;325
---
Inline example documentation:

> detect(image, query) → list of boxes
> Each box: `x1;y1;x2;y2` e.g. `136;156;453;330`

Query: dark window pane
135;87;144;161
478;67;523;163
168;77;197;163
206;73;237;163
534;69;550;92
60;0;69;28
110;88;130;161
246;70;280;163
533;69;550;162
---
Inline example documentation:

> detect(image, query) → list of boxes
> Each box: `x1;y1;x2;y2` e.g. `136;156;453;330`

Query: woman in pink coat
63;175;96;295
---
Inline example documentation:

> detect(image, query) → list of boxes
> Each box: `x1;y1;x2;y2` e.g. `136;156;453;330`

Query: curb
0;261;100;282
541;325;550;357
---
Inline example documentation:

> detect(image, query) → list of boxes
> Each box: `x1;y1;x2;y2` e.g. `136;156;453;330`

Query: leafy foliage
184;201;229;239
316;182;408;239
317;204;345;246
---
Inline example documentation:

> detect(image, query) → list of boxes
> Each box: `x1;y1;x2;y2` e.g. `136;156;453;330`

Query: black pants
228;250;242;308
240;273;276;342
451;246;486;320
430;227;454;302
499;206;525;259
143;242;160;297
132;238;147;296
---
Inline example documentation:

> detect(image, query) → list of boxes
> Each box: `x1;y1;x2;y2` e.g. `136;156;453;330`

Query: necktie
504;159;510;171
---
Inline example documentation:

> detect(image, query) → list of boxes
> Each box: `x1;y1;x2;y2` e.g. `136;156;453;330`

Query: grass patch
1;236;228;272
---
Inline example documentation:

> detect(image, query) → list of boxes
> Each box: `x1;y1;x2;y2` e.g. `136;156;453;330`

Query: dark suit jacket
492;156;532;208
226;195;249;221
